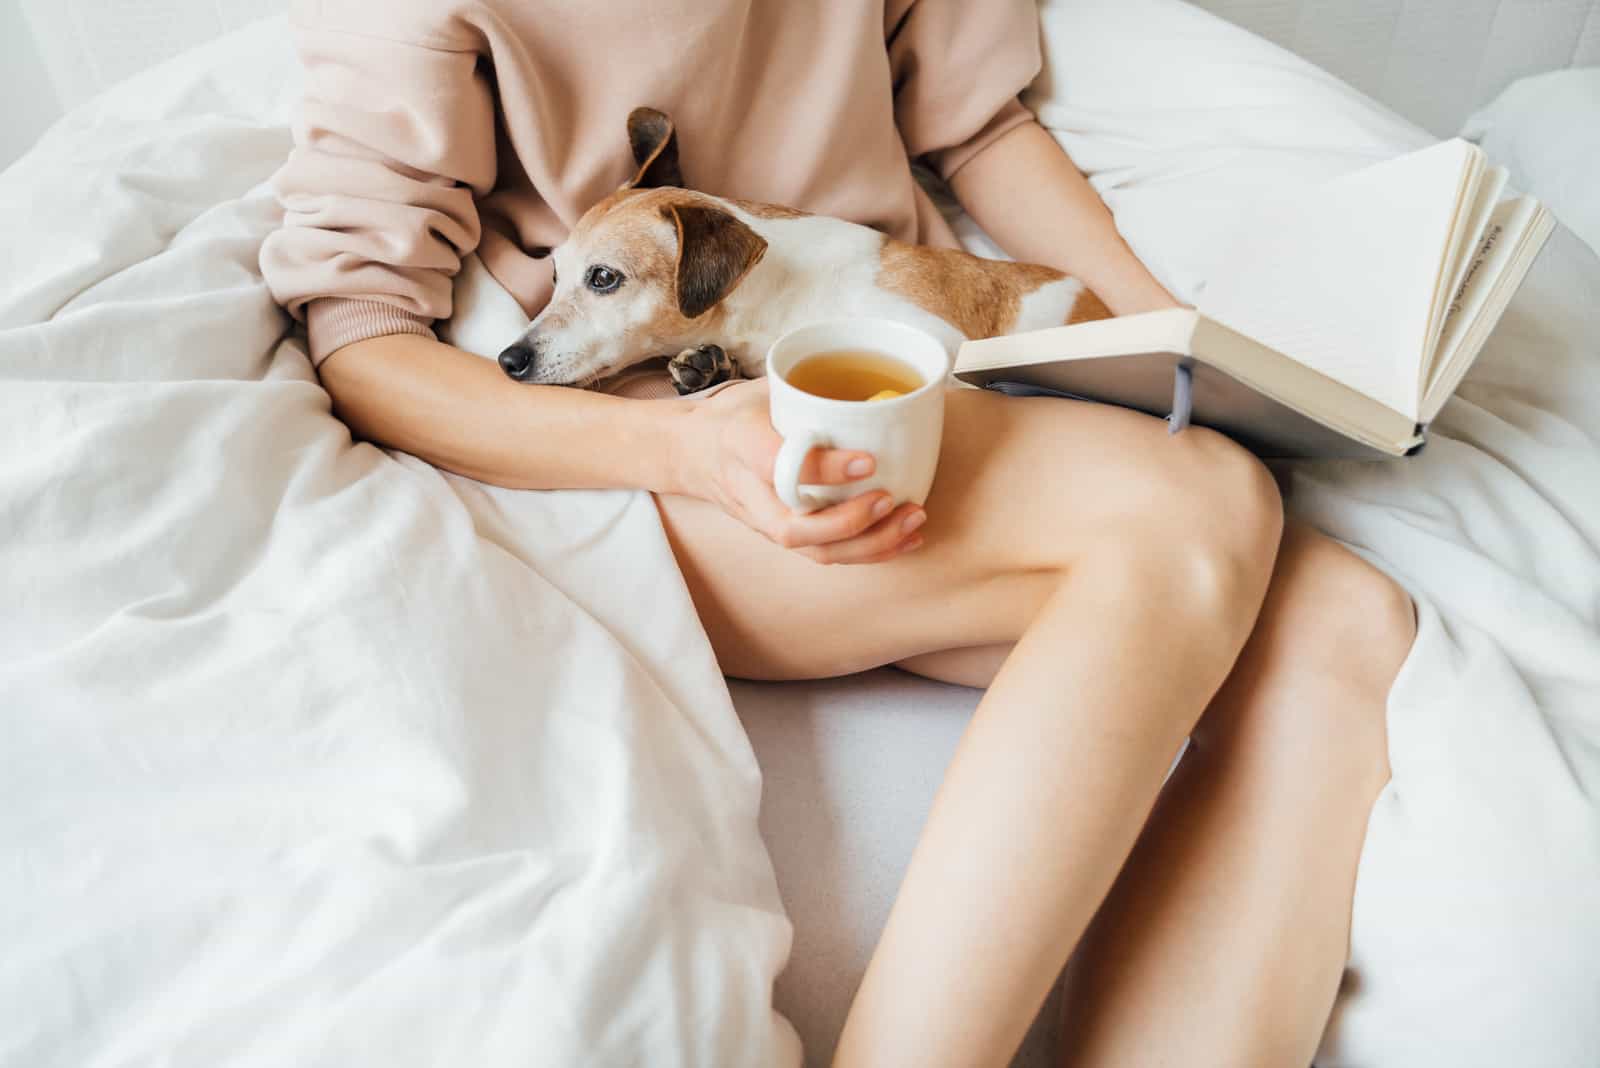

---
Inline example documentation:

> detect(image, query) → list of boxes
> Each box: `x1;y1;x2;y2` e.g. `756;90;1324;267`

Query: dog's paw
668;344;738;395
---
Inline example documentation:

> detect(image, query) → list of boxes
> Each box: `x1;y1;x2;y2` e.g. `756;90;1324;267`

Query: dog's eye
585;265;624;294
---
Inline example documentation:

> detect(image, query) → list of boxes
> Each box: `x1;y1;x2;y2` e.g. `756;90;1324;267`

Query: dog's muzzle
498;339;538;381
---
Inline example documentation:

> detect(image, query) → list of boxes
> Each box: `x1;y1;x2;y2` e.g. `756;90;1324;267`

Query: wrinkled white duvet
1302;224;1600;1066
0;20;798;1068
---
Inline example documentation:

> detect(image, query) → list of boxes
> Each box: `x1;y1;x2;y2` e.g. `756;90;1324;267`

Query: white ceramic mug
768;319;952;514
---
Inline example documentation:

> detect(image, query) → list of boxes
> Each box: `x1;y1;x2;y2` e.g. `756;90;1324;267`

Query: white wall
0;1;64;169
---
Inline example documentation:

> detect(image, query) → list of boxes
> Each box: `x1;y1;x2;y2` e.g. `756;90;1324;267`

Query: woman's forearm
318;333;699;493
948;120;1178;315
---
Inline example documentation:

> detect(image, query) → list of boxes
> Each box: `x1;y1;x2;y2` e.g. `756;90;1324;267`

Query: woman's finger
819;537;921;567
761;489;899;550
796;447;876;486
806;533;924;567
801;503;927;565
736;402;872;488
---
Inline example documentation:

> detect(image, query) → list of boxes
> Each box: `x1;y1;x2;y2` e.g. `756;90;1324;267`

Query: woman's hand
680;378;927;564
317;335;923;563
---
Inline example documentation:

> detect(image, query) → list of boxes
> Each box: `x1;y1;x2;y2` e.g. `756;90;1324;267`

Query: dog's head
497;108;769;386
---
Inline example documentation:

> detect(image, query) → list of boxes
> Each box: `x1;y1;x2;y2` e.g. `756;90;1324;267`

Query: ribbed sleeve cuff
306;298;437;365
934;98;1036;183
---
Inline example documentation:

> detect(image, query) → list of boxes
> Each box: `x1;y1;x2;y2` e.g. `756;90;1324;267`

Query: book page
1424;164;1506;370
1434;198;1527;368
1198;140;1477;419
1422;197;1553;419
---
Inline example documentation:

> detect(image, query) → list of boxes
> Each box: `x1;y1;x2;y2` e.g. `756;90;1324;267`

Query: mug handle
773;428;827;514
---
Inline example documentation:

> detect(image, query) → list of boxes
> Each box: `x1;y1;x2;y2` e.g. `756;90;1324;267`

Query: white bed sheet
0;21;798;1068
1300;224;1600;1065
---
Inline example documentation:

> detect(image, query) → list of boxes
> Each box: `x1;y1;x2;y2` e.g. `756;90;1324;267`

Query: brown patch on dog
1066;288;1112;325
877;240;1074;339
563;192;674;272
626;107;683;189
530;188;683;344
557;188;761;340
569;188;636;236
1010;261;1073;291
726;198;810;220
663;202;769;319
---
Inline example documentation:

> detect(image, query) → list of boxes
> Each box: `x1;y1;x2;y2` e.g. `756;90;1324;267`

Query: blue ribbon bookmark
1168;363;1193;435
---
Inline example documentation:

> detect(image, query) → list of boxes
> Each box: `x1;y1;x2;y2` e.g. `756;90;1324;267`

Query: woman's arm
948;120;1179;316
323;334;694;492
318;335;925;563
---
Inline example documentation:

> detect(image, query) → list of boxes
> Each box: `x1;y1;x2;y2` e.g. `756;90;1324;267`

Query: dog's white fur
439;253;533;362
669;206;1087;365
493;109;1105;389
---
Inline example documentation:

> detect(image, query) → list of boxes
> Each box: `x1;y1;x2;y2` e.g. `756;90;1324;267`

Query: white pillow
1024;0;1432;303
1461;67;1600;257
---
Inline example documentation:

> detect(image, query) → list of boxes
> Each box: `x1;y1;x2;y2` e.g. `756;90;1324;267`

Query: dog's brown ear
663;203;768;320
626;107;683;189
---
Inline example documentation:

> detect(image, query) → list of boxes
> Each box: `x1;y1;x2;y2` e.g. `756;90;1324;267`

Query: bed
4;2;1597;1066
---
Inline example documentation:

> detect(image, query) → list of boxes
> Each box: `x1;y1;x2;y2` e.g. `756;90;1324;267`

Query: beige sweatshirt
260;0;1042;364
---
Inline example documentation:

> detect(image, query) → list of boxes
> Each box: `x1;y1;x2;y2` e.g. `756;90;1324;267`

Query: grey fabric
735;670;1067;1068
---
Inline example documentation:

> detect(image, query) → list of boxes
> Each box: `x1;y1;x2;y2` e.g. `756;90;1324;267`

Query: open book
955;139;1555;458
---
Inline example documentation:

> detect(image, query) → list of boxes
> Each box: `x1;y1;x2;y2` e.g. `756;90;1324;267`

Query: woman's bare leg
900;526;1415;1063
659;390;1284;1067
896;644;1011;689
1057;524;1415;1066
899;525;1415;1064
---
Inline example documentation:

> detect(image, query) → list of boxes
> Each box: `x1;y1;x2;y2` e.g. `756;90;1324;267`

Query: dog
496;108;1110;394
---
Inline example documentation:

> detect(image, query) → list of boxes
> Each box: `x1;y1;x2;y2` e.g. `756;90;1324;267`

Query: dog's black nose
498;341;536;381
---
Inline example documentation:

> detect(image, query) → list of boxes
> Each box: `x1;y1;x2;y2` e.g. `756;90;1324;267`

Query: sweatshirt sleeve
886;0;1043;183
260;10;498;364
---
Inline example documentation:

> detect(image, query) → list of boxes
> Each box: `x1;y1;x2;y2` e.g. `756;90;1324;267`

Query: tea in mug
785;349;925;402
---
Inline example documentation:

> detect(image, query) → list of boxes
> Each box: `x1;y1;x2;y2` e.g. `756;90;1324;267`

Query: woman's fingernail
902;511;927;535
872;496;893;520
847;458;873;478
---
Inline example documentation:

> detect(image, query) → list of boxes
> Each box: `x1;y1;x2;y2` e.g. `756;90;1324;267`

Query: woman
262;2;1416;1064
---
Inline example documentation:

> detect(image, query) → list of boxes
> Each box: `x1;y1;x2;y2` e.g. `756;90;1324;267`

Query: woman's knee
1173;427;1286;567
1195;526;1416;766
1102;430;1285;634
1266;529;1416;692
1053;447;1282;694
